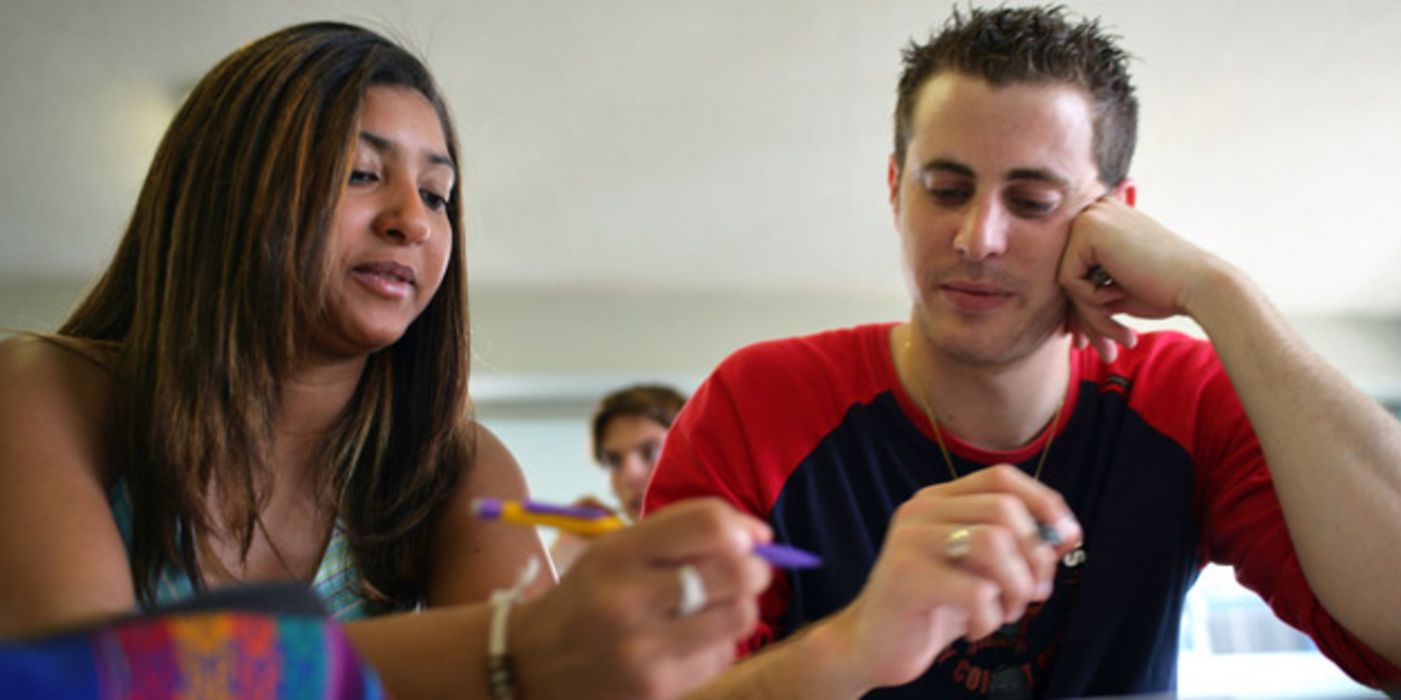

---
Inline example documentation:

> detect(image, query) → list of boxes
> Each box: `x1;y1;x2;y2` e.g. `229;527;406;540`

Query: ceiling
2;0;1400;390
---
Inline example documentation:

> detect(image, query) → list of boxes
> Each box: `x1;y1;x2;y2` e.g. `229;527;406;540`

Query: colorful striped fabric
0;609;386;699
107;480;372;621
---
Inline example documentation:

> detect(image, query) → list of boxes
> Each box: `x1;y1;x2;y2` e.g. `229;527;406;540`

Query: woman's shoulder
0;334;118;374
0;334;118;486
0;334;117;401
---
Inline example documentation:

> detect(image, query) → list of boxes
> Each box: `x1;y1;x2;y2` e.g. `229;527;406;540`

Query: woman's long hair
60;22;472;610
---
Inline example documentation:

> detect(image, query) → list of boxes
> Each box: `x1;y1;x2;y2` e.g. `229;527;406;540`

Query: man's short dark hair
893;4;1138;186
590;384;687;463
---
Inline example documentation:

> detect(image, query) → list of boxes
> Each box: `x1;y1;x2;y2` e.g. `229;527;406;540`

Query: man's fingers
879;529;1011;640
945;524;1037;622
928;496;1060;602
925;466;1082;552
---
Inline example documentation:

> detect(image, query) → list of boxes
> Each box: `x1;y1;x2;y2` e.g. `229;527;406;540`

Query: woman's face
316;85;456;359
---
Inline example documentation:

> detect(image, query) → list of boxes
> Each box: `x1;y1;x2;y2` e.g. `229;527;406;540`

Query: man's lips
939;280;1014;311
942;280;1010;295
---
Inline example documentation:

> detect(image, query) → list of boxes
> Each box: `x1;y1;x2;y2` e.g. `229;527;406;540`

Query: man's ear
1110;178;1137;207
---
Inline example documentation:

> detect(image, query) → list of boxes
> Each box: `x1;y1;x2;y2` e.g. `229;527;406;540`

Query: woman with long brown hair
0;22;770;699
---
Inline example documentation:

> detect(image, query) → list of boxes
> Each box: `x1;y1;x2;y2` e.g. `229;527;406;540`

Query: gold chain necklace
905;341;1066;481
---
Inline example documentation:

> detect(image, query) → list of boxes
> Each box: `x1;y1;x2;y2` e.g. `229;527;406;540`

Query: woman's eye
348;169;378;185
420;189;449;212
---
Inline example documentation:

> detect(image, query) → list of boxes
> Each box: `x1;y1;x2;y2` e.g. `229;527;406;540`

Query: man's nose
952;196;1008;260
620;453;653;483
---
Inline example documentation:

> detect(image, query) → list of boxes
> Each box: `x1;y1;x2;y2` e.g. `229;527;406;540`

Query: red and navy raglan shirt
645;323;1399;698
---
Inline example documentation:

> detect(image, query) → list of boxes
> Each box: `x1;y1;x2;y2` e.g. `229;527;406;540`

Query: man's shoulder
1078;330;1241;448
1083;329;1222;386
715;322;895;380
693;322;900;431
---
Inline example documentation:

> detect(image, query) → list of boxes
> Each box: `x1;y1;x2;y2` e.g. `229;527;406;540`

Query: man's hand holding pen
810;467;1082;694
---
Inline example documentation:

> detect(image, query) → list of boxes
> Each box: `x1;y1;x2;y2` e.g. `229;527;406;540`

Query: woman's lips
352;261;416;300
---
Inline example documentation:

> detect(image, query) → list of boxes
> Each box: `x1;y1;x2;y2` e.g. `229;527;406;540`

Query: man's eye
1009;198;1057;216
927;187;971;205
641;441;662;465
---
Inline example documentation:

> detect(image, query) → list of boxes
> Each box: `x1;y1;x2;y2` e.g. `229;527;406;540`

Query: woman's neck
275;354;367;472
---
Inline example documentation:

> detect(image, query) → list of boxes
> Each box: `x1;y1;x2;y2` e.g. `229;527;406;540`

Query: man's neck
892;322;1072;452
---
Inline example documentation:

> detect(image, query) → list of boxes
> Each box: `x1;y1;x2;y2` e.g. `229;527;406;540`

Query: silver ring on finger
676;563;707;617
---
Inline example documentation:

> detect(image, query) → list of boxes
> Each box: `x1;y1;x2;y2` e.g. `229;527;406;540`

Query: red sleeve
643;365;790;655
643;327;892;656
1129;335;1401;687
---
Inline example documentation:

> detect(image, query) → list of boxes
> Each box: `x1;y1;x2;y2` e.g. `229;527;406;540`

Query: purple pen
473;497;822;568
754;542;823;570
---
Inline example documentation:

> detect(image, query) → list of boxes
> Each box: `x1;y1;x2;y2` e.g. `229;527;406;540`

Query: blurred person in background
551;384;687;574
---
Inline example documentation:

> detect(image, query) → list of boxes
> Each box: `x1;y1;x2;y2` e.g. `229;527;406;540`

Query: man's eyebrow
919;158;1071;189
358;130;455;170
1007;167;1069;188
921;158;975;178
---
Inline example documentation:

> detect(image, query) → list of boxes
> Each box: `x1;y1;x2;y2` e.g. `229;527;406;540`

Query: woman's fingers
522;499;777;700
625;498;772;564
627;548;772;619
663;593;761;657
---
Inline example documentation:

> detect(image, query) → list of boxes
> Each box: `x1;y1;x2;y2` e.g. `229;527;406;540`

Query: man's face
598;414;669;520
891;73;1105;368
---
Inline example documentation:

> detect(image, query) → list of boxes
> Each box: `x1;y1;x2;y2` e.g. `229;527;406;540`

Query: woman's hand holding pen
814;466;1081;693
509;498;774;700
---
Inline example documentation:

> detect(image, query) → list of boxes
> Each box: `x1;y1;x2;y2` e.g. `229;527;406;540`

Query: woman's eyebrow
359;130;455;170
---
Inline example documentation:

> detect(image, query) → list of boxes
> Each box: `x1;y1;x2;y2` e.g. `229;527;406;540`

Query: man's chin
919;303;1067;366
927;325;1062;369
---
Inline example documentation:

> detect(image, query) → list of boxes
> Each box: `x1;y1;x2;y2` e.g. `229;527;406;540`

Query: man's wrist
1180;254;1249;328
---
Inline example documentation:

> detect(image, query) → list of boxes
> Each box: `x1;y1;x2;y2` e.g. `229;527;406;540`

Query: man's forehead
911;71;1096;123
906;72;1100;184
602;436;662;456
602;420;666;447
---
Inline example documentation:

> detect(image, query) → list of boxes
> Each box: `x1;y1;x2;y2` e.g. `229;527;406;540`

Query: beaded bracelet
486;557;540;700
